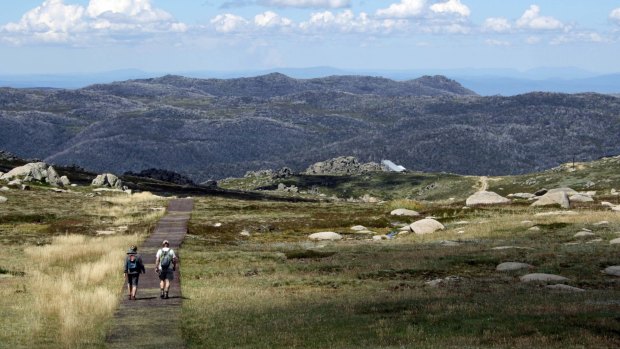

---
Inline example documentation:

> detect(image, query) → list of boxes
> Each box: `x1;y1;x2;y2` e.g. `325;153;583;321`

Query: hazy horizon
1;1;620;75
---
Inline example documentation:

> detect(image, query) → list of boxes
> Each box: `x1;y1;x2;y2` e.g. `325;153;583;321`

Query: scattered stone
528;226;541;231
409;218;445;235
545;284;585;292
390;208;420;217
586;239;603;244
491;246;534;250
521;220;533;225
425;276;462;287
96;230;116;235
350;225;367;231
309;232;343;241
508;193;535;199
609;238;620;245
593;221;609;226
21;185;30;191
240;230;251;237
531;191;570;209
456;230;465;234
574;231;596;237
7;179;21;186
534;211;578;217
466;191;510;206
601;201;615;208
372;235;388;241
496;262;533;272
59;176;71;187
0;196;7;203
520;273;568;282
602;266;620;276
92;188;123;192
569;194;594;203
116;226;128;231
0;186;8;191
213;223;222;227
356;230;374;235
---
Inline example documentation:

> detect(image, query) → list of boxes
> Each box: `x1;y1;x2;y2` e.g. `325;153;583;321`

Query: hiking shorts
158;269;174;281
127;273;140;286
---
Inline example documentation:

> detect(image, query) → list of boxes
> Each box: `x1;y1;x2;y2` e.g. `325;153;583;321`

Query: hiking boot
164;292;169;299
160;291;165;299
128;295;132;300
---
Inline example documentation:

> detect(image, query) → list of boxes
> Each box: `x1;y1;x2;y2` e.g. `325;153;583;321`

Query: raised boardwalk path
107;198;193;349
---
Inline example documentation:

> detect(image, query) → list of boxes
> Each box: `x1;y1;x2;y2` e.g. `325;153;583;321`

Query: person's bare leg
127;282;133;299
164;279;171;298
160;279;165;298
131;286;137;299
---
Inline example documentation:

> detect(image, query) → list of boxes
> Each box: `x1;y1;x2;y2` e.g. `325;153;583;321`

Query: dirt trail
479;176;489;192
106;198;193;349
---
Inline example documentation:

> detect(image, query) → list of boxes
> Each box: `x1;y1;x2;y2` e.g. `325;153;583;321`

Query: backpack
160;249;172;270
127;255;138;273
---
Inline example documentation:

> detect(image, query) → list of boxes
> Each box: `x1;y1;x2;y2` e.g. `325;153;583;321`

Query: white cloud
263;0;350;8
2;0;86;41
376;0;426;19
516;5;564;30
482;17;511;33
430;0;470;17
299;10;409;34
551;32;605;45
1;0;186;45
254;11;293;27
211;13;249;33
485;39;510;46
610;8;620;24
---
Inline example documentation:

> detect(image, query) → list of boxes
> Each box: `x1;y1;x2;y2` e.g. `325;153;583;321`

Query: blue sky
1;0;619;74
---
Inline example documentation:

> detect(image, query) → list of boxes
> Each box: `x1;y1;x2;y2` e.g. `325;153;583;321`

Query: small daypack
127;255;138;273
160;250;172;270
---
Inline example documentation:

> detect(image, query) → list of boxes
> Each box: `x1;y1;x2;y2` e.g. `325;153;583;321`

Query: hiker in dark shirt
124;245;146;300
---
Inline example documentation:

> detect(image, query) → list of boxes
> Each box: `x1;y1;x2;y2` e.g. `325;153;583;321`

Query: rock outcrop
466;191;510;206
531;191;570;209
0;162;68;187
304;156;383;176
92;173;123;189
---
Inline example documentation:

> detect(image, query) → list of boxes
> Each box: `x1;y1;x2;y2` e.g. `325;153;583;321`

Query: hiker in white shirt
155;240;178;299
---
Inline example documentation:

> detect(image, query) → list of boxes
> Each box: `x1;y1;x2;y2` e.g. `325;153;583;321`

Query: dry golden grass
387;199;426;211
26;234;139;347
92;191;167;226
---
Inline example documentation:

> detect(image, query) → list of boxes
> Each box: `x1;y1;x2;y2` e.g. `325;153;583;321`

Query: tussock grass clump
387;199;426;211
93;191;167;226
25;234;139;347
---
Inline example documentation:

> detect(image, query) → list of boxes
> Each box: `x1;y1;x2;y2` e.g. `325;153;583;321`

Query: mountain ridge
1;73;619;181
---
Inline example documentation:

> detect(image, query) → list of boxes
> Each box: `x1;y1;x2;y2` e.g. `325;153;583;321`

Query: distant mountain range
2;66;620;96
1;73;620;181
